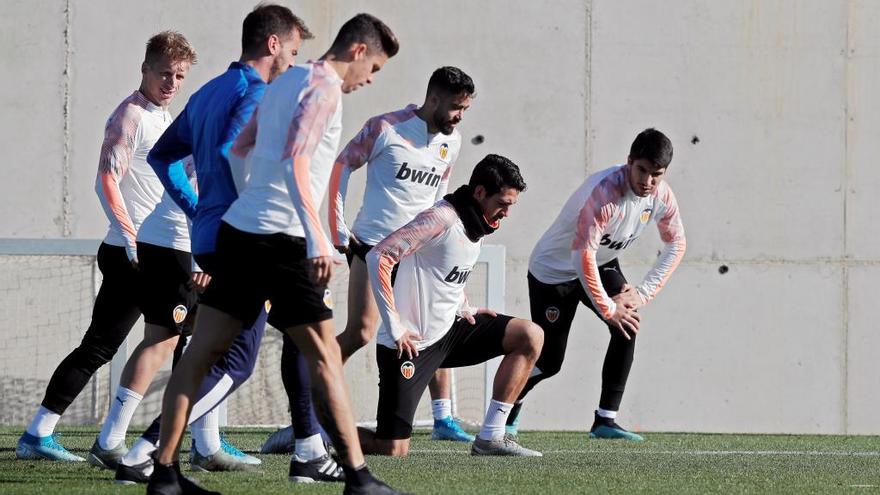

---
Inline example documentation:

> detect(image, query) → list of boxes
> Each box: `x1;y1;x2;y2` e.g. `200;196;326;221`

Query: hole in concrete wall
471;134;485;145
691;135;700;145
718;265;729;274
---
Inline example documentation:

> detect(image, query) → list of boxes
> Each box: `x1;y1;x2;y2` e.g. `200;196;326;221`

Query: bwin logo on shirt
395;162;442;188
444;266;472;284
599;233;638;251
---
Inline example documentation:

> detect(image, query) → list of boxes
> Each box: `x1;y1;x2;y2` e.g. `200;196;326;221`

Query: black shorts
528;258;627;333
97;242;141;297
136;242;196;335
344;236;399;283
375;313;513;439
193;252;219;277
200;222;333;329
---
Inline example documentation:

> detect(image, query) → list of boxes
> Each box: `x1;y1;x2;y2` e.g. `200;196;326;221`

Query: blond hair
145;31;197;66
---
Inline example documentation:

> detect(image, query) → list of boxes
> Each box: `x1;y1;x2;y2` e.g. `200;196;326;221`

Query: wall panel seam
61;0;73;237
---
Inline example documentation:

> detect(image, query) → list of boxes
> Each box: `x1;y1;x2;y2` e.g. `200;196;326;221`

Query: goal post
477;244;506;415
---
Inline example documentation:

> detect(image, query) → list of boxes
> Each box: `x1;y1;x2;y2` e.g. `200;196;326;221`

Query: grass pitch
1;427;879;494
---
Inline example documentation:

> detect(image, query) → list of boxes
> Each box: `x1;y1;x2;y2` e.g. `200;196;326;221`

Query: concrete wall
2;0;878;434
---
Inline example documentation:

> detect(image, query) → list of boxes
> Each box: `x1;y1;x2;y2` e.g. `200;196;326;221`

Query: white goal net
0;239;505;428
0;240;105;426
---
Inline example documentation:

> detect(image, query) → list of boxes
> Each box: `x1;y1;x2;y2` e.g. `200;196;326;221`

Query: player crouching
358;154;544;457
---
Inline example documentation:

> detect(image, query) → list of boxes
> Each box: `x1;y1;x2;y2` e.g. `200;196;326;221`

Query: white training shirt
328;104;460;247
224;61;343;259
529;164;686;319
95;91;171;262
137;156;196;252
367;200;480;350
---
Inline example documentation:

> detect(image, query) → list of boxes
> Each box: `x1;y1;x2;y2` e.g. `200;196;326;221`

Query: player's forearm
637;236;686;303
283;157;332;259
148;129;198;218
572;249;616;319
95;173;138;260
366;250;405;341
328;123;374;246
282;85;339;258
328;161;353;247
158;159;198;218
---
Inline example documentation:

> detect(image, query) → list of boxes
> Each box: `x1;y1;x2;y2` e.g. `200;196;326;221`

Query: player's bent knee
389;441;410;457
355;324;376;348
358;429;411;457
508;320;544;359
365;440;410;457
347;328;371;351
341;323;375;351
524;322;544;358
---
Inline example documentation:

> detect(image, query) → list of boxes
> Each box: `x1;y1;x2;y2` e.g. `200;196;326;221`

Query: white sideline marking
408;449;880;457
849;485;876;488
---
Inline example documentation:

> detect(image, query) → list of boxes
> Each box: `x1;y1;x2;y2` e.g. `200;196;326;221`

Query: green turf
2;427;879;494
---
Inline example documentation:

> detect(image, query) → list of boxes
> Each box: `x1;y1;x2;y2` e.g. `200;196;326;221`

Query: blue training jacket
148;61;266;256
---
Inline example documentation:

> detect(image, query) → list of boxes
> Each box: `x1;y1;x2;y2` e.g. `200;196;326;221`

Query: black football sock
505;401;524;427
342;463;372;486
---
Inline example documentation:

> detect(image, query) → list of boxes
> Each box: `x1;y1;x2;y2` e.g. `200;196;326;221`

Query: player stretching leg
506;128;686;441
358;155;544;458
114;6;325;484
16;32;195;463
148;14;405;495
87;157;204;472
262;66;478;453
332;66;476;443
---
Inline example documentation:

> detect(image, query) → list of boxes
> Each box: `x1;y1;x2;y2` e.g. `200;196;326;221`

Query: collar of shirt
132;90;165;114
227;61;263;83
307;59;344;85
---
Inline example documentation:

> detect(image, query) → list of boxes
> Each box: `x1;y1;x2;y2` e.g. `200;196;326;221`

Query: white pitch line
407;449;880;457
